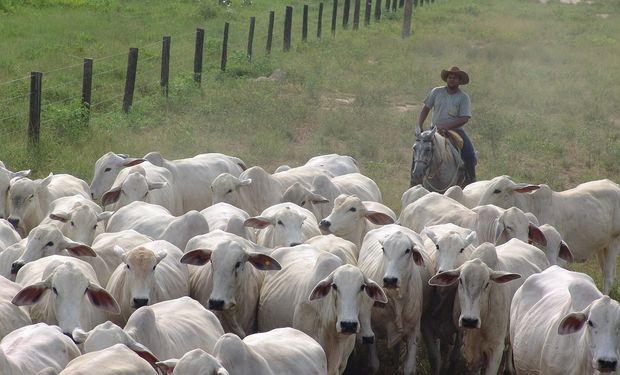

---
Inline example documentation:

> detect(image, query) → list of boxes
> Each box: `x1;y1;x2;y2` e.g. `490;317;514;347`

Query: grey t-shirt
423;86;471;128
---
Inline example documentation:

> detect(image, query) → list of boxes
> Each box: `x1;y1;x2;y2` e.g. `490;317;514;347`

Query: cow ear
101;187;122;206
310;192;330;204
422;227;439;244
558;311;588;335
244;217;273;229
121;158;146;167
49;212;70;223
490;271;521;284
180;249;212;266
39;173;54;189
309;276;334;301
428;270;460;287
113;245;126;260
155;360;177;375
365;211;395;226
464;231;477;247
559;241;574;263
147;181;166;191
247;252;281;270
238;178;252;186
86;283;121;314
411;247;425;267
127;339;160;370
513;184;540;193
12;280;51;306
11;169;31;179
364;280;388;303
528;224;547;246
65;242;97;257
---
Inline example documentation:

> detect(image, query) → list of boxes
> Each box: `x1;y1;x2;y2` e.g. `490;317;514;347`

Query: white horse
410;126;466;193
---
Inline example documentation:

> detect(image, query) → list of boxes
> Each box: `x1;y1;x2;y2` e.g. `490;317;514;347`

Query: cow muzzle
596;358;618;373
132;298;149;308
383;276;399;289
460;317;480;329
339;321;358;334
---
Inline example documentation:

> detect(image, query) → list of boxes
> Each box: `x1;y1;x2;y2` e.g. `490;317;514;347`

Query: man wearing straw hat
416;66;476;185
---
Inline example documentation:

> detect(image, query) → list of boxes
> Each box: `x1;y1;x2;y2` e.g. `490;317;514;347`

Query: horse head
411;127;438;185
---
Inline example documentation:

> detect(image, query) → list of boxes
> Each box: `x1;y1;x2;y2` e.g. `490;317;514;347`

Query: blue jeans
452;128;476;179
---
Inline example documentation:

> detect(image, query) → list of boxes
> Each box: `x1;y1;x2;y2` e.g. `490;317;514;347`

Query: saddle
444;130;464;150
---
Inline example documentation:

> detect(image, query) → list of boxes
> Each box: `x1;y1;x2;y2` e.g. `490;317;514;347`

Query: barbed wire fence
0;0;432;149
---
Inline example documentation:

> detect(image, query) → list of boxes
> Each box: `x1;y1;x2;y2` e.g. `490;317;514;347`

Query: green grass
1;0;620;373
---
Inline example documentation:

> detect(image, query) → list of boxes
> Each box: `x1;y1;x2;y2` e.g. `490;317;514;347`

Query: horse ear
415;126;421;138
429;127;437;137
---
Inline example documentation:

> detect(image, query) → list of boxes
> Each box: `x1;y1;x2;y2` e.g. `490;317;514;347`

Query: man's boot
464;161;476;186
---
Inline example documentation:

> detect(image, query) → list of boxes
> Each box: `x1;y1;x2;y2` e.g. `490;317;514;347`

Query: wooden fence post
221;22;229;71
342;0;350;28
375;0;382;20
392;0;397;12
160;36;170;97
193;28;204;85
247;17;255;60
364;0;372;25
302;5;308;41
82;58;92;122
402;0;412;38
331;0;338;36
284;6;293;51
353;0;360;29
318;3;324;38
28;71;42;147
267;11;274;54
122;48;138;114
399;0;405;8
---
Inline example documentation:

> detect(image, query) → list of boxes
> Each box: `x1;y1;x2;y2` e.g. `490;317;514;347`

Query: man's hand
437;127;448;137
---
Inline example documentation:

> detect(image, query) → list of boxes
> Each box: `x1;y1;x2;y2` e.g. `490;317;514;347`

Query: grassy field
1;0;619;373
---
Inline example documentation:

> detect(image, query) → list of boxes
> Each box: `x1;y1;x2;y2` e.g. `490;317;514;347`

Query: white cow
211;165;333;216
399;192;546;247
89;151;147;200
12;255;120;337
7;173;90;236
0;162;30;220
181;230;281;337
443;179;491;208
144;151;246;211
74;297;224;362
244;203;321;248
101;163;183;215
258;245;387;375
305;234;359;266
89;229;154;287
0;323;81;375
275;153;360;177
357;225;434;375
0;275;31;339
510;266;620;375
318;194;396;248
535;223;574;266
42;194;110;245
283;173;382;221
401;184;430;210
59;343;158;375
217;328;327;375
0;218;21;251
106;240;189;325
477;175;620;293
4;223;96;279
157;348;230;375
201;202;255;242
106;201;209;250
429;240;549;375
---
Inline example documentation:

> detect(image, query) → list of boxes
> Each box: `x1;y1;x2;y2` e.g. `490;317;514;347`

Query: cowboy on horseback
413;66;476;187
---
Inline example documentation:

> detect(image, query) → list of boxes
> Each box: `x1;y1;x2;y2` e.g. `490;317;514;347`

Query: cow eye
70;221;75;227
52;287;58;295
435;244;439;250
152;265;156;270
235;261;242;269
459;279;463;285
332;284;338;291
93;224;97;230
46;241;54;247
277;220;284;226
484;282;489;289
28;194;34;200
493;189;501;194
349;207;357;212
381;246;385;253
459;248;464;253
104;167;112;172
405;248;411;254
588;320;594;327
126;264;131;270
301;200;306;206
360;284;365;291
227;189;232;194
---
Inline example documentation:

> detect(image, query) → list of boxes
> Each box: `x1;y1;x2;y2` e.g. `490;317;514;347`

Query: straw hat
441;66;469;85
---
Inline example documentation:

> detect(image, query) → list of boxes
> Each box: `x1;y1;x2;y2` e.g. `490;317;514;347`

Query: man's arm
417;105;431;132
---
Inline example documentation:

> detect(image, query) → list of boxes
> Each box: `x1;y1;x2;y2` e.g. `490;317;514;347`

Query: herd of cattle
0;152;619;375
